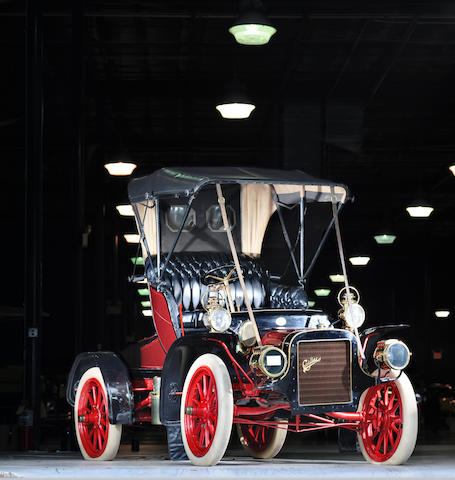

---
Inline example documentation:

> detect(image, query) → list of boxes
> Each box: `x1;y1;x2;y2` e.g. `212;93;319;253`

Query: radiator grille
297;339;351;406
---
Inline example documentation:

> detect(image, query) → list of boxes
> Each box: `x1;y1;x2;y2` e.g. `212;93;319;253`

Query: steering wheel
202;264;241;286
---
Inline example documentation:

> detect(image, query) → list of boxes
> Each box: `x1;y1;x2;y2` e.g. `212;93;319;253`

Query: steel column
72;0;86;353
24;0;43;451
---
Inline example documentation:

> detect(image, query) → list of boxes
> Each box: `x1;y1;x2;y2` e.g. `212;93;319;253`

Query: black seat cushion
269;282;308;310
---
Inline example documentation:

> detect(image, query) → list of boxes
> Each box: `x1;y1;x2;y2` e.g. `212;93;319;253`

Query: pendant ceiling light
314;288;331;297
307;300;316;308
123;234;140;243
374;232;397;245
406;199;434;218
329;274;345;283
216;79;256;119
229;1;276;46
435;310;450;318
130;256;144;266
104;161;137;176
116;204;135;216
449;164;455;176
349;255;370;266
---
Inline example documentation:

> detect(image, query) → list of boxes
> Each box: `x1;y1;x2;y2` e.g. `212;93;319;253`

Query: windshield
262;202;335;284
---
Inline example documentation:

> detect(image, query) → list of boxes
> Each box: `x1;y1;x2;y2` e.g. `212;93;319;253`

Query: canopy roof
128;166;350;204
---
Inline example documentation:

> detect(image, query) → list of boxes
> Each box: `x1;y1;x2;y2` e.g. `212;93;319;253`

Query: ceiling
1;0;454;375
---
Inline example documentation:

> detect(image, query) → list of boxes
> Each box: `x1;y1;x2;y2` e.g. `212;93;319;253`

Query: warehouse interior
0;0;454;466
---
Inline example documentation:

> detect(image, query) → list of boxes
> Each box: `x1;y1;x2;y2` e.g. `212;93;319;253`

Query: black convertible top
128;166;349;203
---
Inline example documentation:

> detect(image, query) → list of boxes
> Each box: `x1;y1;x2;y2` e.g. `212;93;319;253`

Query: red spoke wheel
237;419;287;459
74;367;122;461
358;372;417;465
181;354;233;466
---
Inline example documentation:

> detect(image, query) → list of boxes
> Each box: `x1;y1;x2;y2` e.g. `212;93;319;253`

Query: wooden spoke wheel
357;373;417;465
237;419;287;459
181;354;233;466
74;367;122;460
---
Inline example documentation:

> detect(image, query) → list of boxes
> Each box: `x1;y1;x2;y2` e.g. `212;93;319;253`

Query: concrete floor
1;443;455;480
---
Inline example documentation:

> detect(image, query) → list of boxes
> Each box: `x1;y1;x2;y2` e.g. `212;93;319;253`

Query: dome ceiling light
229;1;276;46
435;310;450;318
104;162;137;176
216;80;255;119
406;199;434;218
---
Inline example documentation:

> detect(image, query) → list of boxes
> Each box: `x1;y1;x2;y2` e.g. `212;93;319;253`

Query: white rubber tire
74;367;122;461
237;419;288;459
180;354;233;466
357;372;417;465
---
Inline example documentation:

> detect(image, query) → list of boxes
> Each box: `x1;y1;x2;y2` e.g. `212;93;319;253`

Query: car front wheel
237;419;287;459
357;372;417;465
74;367;122;460
180;354;233;466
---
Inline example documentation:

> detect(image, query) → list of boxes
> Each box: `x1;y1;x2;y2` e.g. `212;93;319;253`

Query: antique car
66;167;418;466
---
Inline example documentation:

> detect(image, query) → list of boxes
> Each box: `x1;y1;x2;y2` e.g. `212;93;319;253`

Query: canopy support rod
160;195;195;280
216;184;262;347
330;188;365;360
271;189;301;282
302;203;344;282
155;198;161;279
299;196;305;282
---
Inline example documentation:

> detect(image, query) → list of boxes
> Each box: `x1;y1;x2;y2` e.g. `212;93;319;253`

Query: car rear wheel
180;354;233;466
74;367;122;460
237;419;287;459
357;372;417;465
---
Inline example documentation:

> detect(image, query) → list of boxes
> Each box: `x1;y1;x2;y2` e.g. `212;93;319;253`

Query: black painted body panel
66;352;134;425
264;328;374;415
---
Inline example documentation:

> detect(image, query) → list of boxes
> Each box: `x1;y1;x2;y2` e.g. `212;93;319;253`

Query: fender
159;333;244;425
66;352;133;425
360;324;410;374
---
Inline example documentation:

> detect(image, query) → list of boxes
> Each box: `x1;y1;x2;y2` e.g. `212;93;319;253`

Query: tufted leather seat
145;252;307;312
269;283;308;310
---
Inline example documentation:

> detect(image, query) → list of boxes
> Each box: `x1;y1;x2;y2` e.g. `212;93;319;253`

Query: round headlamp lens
385;341;410;369
344;303;365;329
209;307;232;332
258;347;287;378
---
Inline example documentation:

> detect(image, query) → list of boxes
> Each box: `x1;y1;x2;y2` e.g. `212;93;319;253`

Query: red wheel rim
360;381;403;462
77;378;109;458
183;366;218;457
239;424;274;452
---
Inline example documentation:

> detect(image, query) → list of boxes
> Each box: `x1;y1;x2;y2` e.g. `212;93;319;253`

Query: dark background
1;0;455;444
